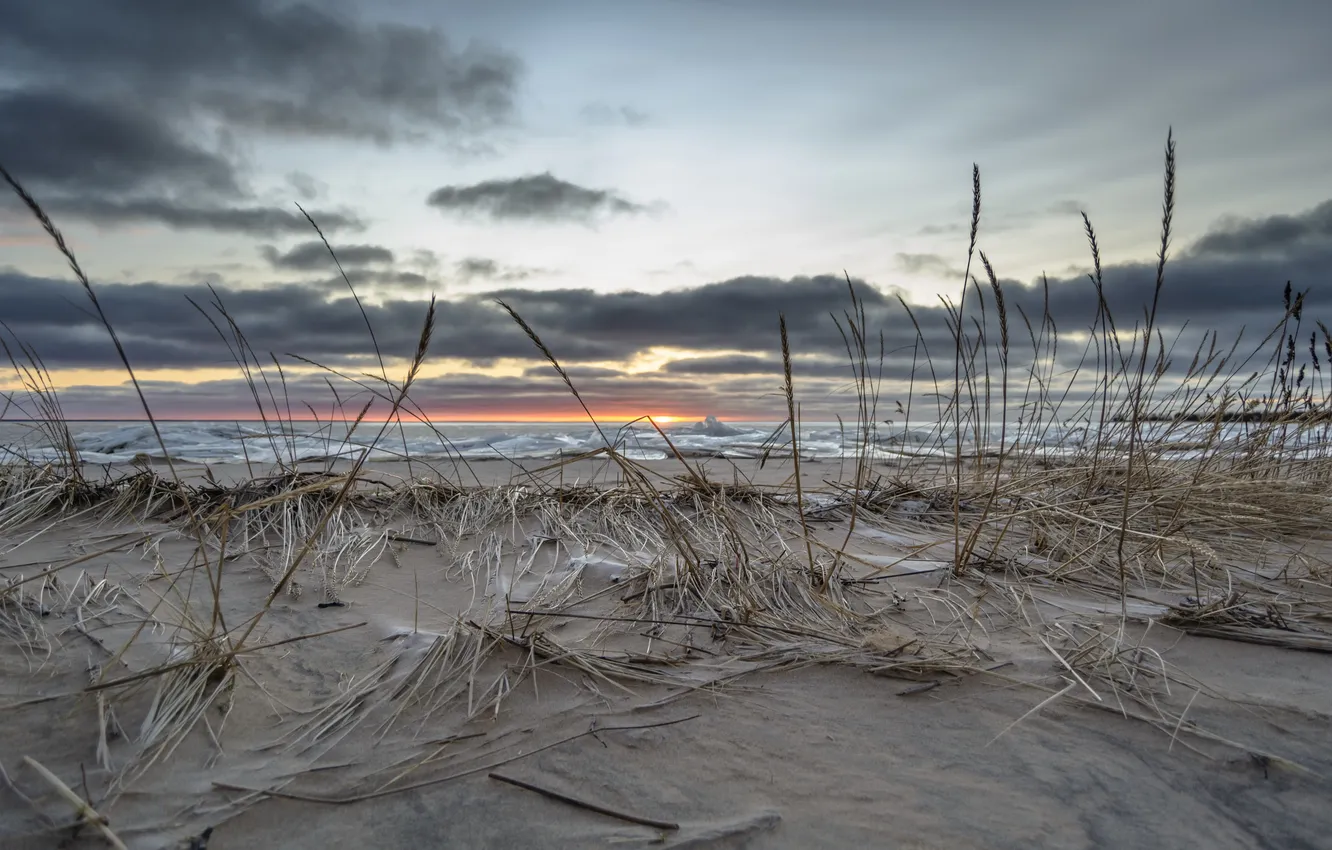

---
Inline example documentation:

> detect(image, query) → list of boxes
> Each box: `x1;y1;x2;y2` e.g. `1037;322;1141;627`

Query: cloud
1188;199;1332;259
25;370;784;422
0;90;240;197
456;257;544;282
520;365;625;381
4;231;1327;376
895;252;965;278
579;103;650;127
427;173;649;222
457;258;501;279
0;269;907;373
263;241;395;271
1;0;522;143
5;195;1331;418
0;1;522;234
660;355;781;376
286;171;325;202
0;90;364;236
40;197;365;236
329;269;433;292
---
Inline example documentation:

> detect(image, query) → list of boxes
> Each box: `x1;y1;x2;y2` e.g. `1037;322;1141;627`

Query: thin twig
489;771;679;830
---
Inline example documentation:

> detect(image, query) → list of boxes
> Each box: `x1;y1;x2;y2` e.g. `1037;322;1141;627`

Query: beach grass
2;132;1331;845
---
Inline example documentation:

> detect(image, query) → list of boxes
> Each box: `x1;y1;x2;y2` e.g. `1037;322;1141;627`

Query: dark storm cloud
896;197;1332;342
263;241;395;271
5;195;1332;418
0;0;520;234
39;197;366;237
3;238;1328;376
321;269;433;292
427;173;649;222
662;354;930;382
0;0;521;142
0;90;240;197
0;269;908;375
0;272;591;371
1006;243;1331;334
1187;199;1332;259
0;90;363;236
485;275;914;358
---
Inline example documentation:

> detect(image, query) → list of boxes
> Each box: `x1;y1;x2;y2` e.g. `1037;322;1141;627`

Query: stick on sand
488;770;680;831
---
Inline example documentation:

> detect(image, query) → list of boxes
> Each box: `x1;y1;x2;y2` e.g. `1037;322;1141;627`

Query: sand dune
2;456;1330;849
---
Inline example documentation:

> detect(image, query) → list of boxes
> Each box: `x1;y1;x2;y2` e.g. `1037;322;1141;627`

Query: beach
3;2;1329;844
2;453;1330;849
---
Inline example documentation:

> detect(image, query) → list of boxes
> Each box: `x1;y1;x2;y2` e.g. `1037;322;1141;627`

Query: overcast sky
1;0;1329;421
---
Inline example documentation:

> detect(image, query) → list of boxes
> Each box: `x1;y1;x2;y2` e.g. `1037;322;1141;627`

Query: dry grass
3;132;1332;843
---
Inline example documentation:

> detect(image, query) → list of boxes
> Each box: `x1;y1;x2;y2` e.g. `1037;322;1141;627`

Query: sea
0;416;964;466
0;415;1311;466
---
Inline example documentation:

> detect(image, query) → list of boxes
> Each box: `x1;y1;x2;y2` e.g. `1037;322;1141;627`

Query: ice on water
2;415;1321;465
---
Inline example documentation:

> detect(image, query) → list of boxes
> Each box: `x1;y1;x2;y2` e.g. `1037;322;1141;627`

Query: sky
1;0;1330;422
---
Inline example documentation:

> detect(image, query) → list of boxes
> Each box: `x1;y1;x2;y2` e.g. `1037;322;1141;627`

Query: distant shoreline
1117;412;1332;424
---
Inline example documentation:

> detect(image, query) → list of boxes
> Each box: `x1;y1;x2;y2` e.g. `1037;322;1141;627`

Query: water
0;416;818;465
1;415;1325;466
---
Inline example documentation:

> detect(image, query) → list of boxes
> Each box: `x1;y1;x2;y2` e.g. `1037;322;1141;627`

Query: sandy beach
1;453;1329;849
4;0;1332;844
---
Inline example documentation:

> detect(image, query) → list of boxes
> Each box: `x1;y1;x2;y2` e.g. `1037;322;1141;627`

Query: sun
649;414;681;424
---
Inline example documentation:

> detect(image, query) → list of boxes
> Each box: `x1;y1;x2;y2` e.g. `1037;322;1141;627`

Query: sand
2;456;1331;849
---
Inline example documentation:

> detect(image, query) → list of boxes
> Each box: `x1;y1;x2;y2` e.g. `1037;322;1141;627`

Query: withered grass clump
2;132;1332;841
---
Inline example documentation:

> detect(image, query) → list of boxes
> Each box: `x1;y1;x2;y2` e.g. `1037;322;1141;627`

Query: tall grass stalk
1113;129;1176;623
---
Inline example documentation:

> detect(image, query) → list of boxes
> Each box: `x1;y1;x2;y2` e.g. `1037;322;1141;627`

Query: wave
3;416;1326;466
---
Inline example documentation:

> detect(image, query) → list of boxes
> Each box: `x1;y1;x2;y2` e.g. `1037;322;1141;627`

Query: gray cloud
458;258;502;279
0;90;240;197
661;354;879;380
22;370;783;422
0;0;521;143
332;269;432;292
895;252;965;278
456;257;544;282
0;0;521;234
0;269;903;373
263;241;395;271
661;355;780;375
5;240;1320;376
286;171;324;202
1188;199;1332;259
0;90;364;236
520;365;626;381
41;196;365;236
3;196;1330;417
427;173;649;222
